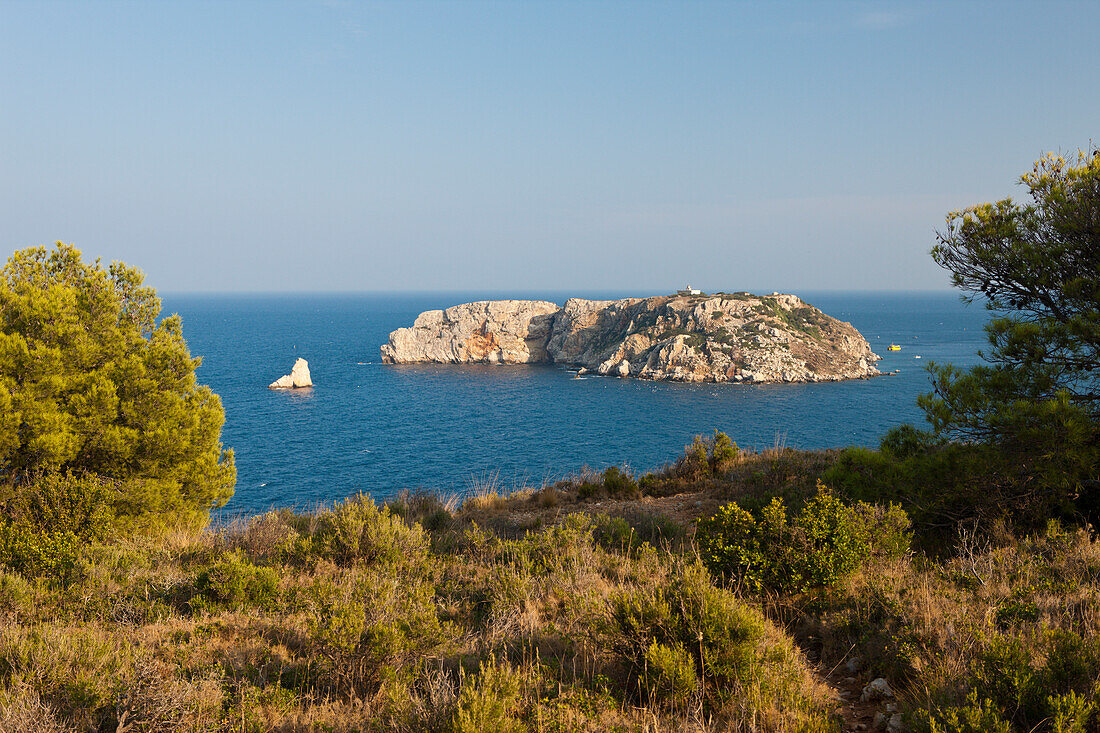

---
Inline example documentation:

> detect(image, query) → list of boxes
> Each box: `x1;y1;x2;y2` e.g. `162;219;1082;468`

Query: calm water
161;291;989;516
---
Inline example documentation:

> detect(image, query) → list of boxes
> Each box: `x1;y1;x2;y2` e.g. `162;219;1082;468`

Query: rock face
269;358;313;389
380;300;559;364
380;292;880;383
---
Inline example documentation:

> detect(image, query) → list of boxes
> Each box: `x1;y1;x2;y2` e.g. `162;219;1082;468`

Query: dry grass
0;491;839;732
4;437;1096;731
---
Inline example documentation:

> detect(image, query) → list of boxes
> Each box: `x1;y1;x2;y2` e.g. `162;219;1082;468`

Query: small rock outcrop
380;300;559;364
269;358;313;389
380;292;880;384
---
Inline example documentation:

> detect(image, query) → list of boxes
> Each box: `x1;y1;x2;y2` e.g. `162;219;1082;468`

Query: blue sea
161;291;990;517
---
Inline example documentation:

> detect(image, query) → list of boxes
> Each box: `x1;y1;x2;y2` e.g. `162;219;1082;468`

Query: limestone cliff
380;300;559;364
380;292;880;383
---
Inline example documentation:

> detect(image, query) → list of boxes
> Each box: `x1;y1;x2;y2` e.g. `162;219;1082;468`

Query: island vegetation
0;149;1097;732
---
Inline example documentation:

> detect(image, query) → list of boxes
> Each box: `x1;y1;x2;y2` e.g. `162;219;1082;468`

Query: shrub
0;625;133;729
823;440;1084;543
670;431;739;483
235;511;297;562
994;599;1040;629
0;471;116;582
311;493;431;570
672;435;711;482
602;466;640;499
607;560;765;707
643;641;698;708
917;631;1100;732
593;514;636;552
879;423;939;458
919;691;1013;733
604;559;828;724
593;512;684;553
194;551;279;611
853;501;912;559
0;524;82;583
304;564;447;697
697;484;907;593
709;431;739;472
1;472;114;540
451;656;526;733
0;571;35;618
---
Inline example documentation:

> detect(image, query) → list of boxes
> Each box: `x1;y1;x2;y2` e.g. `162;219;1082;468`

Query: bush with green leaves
0;471;116;581
605;557;828;723
915;631;1100;733
194;551;279;611
642;640;698;709
451;656;527;733
602;466;640;499
302;563;447;698
697;485;909;593
308;493;431;570
671;430;740;483
822;439;1081;545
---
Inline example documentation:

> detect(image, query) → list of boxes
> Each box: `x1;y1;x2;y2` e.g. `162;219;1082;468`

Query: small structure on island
677;284;702;296
269;358;313;389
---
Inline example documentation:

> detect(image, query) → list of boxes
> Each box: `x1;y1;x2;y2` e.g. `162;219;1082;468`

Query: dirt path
822;665;902;732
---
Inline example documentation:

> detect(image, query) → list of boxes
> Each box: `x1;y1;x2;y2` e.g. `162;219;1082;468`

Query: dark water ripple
161;291;989;516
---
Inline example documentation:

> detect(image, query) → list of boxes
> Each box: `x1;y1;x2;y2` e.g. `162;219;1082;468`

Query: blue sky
1;1;1097;293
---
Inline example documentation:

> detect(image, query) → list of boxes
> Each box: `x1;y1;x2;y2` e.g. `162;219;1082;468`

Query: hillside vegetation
1;438;1098;732
2;149;1098;731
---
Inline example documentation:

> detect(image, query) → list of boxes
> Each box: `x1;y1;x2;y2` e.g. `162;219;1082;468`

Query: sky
1;1;1098;294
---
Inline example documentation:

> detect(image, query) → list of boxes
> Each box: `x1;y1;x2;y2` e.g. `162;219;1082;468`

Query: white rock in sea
269;358;313;389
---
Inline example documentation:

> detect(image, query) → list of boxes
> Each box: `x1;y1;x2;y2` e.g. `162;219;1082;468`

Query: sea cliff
381;291;880;383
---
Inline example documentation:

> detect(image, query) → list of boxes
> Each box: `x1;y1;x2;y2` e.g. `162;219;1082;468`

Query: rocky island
381;292;880;383
269;357;313;389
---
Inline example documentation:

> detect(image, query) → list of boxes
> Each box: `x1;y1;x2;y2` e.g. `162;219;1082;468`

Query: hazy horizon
159;286;960;297
3;1;1098;293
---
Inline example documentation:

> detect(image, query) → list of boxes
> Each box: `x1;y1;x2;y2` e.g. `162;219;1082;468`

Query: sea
160;291;990;517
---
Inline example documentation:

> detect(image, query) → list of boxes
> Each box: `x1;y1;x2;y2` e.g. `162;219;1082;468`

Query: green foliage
879;423;940;458
593;512;685;553
593;514;636;552
993;599;1039;629
451;656;527;733
821;442;1068;542
924;150;1100;522
917;631;1100;733
0;523;82;583
0;571;35;617
607;560;764;707
920;691;1013;733
671;431;739;483
0;471;116;581
194;551;279;611
643;640;698;708
0;626;133;728
854;501;913;559
0;243;235;527
697;485;909;593
710;430;739;470
309;493;431;569
301;562;446;696
601;466;640;499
